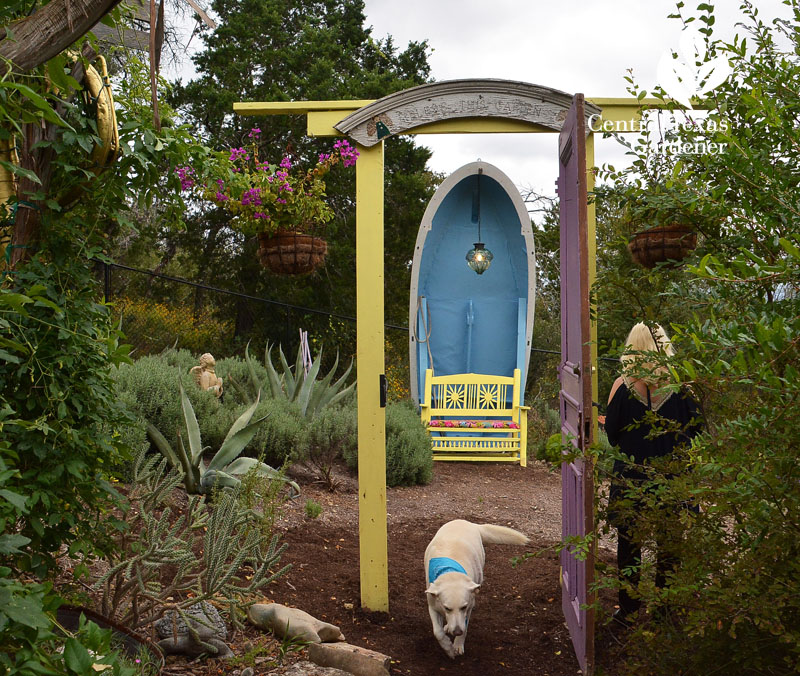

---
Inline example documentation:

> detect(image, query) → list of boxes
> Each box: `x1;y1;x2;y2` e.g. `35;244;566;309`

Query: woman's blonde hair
620;322;675;382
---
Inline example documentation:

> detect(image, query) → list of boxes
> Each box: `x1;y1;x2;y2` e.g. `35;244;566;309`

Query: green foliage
246;342;356;419
124;0;438;364
0;254;130;578
304;499;323;519
208;397;305;468
294;402;358;489
385;400;433;486
146;384;299;495
528;400;563;465
592;3;800;672
114;349;307;468
341;399;432;487
95;449;290;633
112;349;221;447
0;573;139;676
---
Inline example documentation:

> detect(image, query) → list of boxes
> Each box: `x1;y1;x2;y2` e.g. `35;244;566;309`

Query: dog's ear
425;584;438;597
469;581;481;593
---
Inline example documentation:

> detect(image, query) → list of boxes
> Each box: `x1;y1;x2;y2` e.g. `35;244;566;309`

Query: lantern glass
466;242;493;274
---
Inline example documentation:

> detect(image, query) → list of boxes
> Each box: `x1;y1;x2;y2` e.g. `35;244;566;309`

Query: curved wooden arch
334;78;602;146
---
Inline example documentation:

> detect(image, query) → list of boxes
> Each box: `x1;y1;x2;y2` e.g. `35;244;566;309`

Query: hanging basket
257;230;328;275
628;223;697;268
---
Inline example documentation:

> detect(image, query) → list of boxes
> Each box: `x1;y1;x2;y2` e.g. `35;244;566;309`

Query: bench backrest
423;369;522;418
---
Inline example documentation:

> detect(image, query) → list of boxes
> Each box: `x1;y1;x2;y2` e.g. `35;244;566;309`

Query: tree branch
0;0;123;72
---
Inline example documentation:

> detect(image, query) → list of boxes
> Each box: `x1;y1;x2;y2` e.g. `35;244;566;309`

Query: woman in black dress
604;322;702;626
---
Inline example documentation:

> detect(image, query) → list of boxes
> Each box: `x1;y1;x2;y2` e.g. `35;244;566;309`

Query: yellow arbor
235;80;651;612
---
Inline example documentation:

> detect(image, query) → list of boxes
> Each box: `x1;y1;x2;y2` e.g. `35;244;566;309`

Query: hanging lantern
466;242;494;274
466;168;492;274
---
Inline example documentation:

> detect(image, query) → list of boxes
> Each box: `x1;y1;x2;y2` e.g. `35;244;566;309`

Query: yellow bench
420;369;528;466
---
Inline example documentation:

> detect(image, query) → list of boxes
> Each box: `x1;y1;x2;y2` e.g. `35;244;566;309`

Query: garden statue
155;601;232;658
247;602;345;643
190;353;223;397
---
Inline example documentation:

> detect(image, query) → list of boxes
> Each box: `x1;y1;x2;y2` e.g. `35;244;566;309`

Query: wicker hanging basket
257;230;328;275
628;223;697;268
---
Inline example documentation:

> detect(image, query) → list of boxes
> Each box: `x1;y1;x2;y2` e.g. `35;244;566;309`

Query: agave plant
146;384;299;495
235;342;356;419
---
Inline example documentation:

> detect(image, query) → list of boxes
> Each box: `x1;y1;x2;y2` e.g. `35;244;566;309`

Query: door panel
557;93;595;675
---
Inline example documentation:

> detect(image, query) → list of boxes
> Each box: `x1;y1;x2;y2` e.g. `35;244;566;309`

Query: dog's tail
476;523;529;546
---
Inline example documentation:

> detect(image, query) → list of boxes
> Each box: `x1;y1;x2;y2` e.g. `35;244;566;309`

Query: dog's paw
438;639;456;659
453;643;465;656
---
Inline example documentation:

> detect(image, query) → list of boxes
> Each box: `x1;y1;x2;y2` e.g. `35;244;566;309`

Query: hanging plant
618;181;702;268
176;130;358;274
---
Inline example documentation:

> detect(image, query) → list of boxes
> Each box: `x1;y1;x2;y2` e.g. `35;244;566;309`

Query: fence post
103;262;111;302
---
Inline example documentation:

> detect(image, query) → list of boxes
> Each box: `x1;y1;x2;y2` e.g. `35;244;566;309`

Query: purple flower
280;156;292;170
276;198;287;204
248;127;261;139
174;166;195;191
334;139;359;167
229;147;249;162
241;187;262;206
214;192;228;202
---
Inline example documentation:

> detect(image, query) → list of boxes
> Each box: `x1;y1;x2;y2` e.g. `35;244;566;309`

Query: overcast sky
361;0;791;197
169;0;791;199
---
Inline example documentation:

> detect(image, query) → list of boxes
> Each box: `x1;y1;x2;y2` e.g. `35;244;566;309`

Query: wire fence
99;260;607;403
99;260;412;397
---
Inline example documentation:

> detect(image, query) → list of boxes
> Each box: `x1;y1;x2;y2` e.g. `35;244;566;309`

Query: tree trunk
8;122;57;267
0;0;123;72
8;53;91;268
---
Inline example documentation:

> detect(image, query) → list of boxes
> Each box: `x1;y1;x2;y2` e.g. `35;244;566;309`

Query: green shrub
295;403;358;489
529;400;562;464
115;350;307;468
113;352;221;448
385;400;433;486
146;385;299;495
342;399;432;487
0;255;129;577
304;499;323;519
216;354;269;407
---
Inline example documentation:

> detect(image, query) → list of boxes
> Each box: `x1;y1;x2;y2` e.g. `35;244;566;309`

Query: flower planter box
628;223;697;268
257;230;328;275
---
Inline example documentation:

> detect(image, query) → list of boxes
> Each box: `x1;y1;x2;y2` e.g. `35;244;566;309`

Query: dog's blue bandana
428;557;468;584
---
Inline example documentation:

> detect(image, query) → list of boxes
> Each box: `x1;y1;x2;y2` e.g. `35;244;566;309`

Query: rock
280;661;350;676
308;642;391;676
154;601;232;658
248;603;345;643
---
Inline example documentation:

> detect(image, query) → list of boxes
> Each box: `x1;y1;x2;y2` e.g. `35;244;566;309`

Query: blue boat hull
409;161;536;405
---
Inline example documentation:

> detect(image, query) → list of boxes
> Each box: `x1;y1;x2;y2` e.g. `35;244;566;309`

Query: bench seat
420;369;528;466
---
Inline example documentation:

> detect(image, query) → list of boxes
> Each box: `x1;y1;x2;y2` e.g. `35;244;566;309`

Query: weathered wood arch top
334;79;602;147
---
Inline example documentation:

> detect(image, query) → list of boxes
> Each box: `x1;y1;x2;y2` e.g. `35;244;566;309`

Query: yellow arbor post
355;142;388;611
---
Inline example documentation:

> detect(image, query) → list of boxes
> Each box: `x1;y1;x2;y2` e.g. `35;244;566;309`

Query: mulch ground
158;461;626;676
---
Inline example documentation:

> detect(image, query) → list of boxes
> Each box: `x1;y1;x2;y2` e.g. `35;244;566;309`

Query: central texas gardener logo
657;27;732;109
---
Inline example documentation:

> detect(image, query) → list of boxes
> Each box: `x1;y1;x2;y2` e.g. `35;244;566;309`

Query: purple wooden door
557;93;595;675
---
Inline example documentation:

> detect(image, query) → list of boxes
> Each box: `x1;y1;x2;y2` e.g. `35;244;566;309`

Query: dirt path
255;460;619;676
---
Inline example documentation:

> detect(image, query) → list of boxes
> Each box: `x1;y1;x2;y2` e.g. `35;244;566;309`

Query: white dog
424;519;528;658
